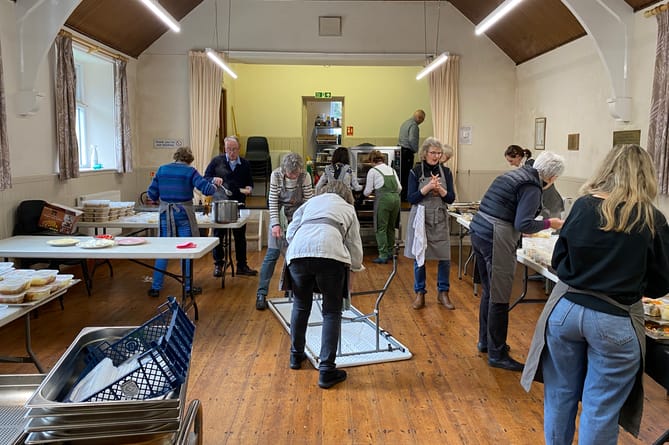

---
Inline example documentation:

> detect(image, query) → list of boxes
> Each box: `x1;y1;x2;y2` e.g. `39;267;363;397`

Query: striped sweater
147;162;216;203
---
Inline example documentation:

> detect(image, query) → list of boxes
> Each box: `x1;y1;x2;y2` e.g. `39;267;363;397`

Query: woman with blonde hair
521;145;669;443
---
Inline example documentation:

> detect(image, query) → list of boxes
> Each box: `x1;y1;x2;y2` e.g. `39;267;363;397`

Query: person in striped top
255;153;313;310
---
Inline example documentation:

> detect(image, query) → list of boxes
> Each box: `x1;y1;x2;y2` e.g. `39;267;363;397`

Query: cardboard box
38;202;83;235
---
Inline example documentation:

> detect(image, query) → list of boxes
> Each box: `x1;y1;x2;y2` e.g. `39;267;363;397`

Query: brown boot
412;292;425;310
437;291;455;309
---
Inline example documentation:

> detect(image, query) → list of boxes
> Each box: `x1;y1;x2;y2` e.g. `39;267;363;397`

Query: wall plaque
612;130;641;147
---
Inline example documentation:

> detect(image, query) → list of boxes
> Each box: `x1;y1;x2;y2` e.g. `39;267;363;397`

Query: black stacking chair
245;136;272;198
13;200;101;295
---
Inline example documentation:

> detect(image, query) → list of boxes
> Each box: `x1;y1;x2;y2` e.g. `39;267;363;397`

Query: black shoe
187;286;202;296
237;265;258;276
318;369;347;389
477;343;511;354
372;257;389;264
488;356;524;372
213;265;223;277
147;288;160;298
290;353;307;370
256;294;267;310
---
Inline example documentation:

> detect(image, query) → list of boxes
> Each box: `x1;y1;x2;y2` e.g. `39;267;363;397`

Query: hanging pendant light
416;52;449;80
206;48;238;79
138;0;181;33
475;0;524;35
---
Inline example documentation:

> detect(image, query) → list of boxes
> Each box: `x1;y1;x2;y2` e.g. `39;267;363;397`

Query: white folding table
78;212;248;288
0;279;80;372
0;236;219;320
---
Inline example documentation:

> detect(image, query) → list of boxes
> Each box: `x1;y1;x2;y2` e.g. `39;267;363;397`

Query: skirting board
268;297;412;369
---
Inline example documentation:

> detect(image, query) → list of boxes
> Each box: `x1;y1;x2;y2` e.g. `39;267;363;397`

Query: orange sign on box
346;126;354;136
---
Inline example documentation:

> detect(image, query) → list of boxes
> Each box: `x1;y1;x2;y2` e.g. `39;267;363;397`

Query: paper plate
76;239;115;249
47;238;79;247
116;237;146;246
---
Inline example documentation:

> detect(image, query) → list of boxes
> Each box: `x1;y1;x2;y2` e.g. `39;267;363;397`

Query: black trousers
400;147;414;201
213;226;248;267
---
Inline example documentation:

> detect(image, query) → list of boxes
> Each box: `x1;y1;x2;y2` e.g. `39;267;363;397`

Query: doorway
302;97;344;163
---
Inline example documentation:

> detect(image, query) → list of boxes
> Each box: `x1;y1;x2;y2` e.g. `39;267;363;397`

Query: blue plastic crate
70;297;195;402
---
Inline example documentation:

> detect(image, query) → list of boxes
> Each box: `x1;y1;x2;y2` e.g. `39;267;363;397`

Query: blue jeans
542;298;640;445
289;258;346;371
257;247;280;297
413;259;450;294
151;211;193;291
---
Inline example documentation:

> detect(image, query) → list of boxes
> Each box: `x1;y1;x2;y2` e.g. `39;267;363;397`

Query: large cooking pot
212;200;240;223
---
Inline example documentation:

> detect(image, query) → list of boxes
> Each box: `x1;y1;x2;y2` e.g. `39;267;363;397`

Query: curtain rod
644;2;669;18
58;30;128;62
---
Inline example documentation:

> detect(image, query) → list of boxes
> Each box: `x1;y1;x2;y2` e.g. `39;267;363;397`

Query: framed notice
534;118;546;150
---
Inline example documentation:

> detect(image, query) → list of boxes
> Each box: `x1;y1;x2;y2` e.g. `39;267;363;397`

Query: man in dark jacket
204;136;258;277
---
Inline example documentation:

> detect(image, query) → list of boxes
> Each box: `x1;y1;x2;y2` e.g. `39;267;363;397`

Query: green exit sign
315;92;332;98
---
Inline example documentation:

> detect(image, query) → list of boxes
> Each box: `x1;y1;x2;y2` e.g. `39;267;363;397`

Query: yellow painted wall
225;64;433;153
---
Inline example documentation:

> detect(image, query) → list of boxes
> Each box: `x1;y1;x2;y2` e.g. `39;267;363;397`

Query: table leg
0;315;45;372
182;259;199;321
458;224;463;280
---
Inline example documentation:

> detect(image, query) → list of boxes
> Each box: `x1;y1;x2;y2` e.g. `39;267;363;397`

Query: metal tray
24;422;178;444
0;374;44;445
26;406;181;432
25;327;184;413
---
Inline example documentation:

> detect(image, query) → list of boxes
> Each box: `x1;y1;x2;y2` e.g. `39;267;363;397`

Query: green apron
372;167;400;259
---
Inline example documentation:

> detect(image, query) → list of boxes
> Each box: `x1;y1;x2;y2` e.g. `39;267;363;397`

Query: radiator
76;190;121;207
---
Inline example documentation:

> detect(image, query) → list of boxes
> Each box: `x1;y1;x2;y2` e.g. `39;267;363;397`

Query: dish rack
72;297;194;402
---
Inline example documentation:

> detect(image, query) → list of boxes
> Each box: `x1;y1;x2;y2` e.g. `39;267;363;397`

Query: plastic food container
25;285;52;302
31;269;59;286
0;291;26;304
0;278;31;294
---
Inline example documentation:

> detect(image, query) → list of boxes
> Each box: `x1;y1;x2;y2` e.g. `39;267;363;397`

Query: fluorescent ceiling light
416;52;449;80
138;0;181;33
206;48;238;79
475;0;524;35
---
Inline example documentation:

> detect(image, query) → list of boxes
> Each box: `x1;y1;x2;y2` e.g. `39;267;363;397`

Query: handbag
279;262;292;291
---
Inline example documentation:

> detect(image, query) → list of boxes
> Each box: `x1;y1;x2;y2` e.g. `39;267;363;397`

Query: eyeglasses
225;146;240;152
427;151;442;156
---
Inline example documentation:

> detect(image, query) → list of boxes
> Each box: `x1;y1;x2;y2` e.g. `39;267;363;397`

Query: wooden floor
1;248;668;444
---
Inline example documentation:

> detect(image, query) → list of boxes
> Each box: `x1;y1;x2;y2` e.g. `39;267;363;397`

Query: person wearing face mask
204;136;258;278
469;151;565;372
403;137;456;310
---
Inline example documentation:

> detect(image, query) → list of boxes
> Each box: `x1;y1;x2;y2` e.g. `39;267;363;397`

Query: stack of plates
23;327;186;444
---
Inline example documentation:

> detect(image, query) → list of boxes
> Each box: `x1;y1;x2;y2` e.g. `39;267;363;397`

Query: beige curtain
189;51;224;175
648;10;669;195
114;59;133;173
55;34;79;180
0;40;11;190
428;55;460;185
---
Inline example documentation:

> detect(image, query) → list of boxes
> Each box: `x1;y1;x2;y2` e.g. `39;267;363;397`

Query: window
73;47;116;170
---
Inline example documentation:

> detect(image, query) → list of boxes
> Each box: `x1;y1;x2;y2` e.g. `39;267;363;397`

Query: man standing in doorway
398;109;426;201
205;135;258;277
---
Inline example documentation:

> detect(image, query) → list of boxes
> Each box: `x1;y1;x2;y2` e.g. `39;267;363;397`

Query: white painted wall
514;11;667;213
138;0;517;174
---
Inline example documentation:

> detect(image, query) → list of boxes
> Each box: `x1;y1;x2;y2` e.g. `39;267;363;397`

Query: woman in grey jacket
285;180;364;389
